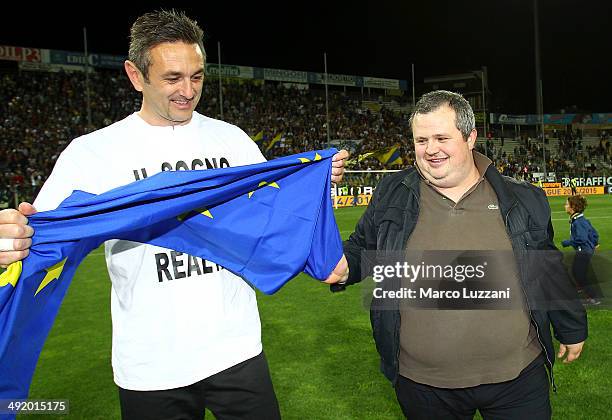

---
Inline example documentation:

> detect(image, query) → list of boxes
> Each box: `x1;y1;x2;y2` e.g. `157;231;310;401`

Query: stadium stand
1;66;610;207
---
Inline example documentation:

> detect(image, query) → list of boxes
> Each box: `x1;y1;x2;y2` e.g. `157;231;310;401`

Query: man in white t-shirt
0;10;349;419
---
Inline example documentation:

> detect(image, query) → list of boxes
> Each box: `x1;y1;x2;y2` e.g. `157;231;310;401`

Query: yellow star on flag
248;181;280;198
178;207;213;221
0;261;22;288
35;258;67;296
298;152;322;163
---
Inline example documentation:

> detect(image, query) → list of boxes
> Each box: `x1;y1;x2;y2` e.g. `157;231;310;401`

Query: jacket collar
484;164;519;216
400;168;421;202
570;212;584;223
401;167;420;190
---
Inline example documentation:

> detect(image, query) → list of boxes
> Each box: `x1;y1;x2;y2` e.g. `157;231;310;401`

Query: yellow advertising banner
542;186;605;197
333;194;372;207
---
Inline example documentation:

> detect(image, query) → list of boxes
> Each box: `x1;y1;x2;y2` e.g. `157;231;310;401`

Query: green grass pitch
24;195;612;419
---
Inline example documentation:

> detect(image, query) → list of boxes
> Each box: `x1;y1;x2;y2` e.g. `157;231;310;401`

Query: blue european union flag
0;149;342;406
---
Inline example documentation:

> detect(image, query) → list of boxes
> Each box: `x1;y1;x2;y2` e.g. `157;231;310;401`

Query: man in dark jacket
326;90;587;419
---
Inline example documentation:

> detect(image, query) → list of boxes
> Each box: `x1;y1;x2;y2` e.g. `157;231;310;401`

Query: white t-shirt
34;112;266;391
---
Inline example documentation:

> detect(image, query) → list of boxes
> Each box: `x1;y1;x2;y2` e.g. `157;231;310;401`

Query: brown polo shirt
398;151;541;388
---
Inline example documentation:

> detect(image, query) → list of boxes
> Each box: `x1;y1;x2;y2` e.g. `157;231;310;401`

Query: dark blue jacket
336;165;588;390
562;213;599;253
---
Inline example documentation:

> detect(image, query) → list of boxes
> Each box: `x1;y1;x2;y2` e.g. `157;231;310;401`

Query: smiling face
125;41;204;126
412;104;479;193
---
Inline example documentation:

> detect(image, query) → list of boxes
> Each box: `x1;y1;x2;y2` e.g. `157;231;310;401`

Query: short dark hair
567;195;587;213
129;9;205;81
409;90;475;139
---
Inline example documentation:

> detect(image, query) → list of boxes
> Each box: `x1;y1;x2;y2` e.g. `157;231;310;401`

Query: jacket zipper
506;202;557;392
394;183;417;384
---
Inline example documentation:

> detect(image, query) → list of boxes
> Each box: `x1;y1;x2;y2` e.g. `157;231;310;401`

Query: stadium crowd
1;67;610;207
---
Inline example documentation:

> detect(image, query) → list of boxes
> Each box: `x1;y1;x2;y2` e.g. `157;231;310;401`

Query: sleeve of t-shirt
33;143;86;212
230;125;266;166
